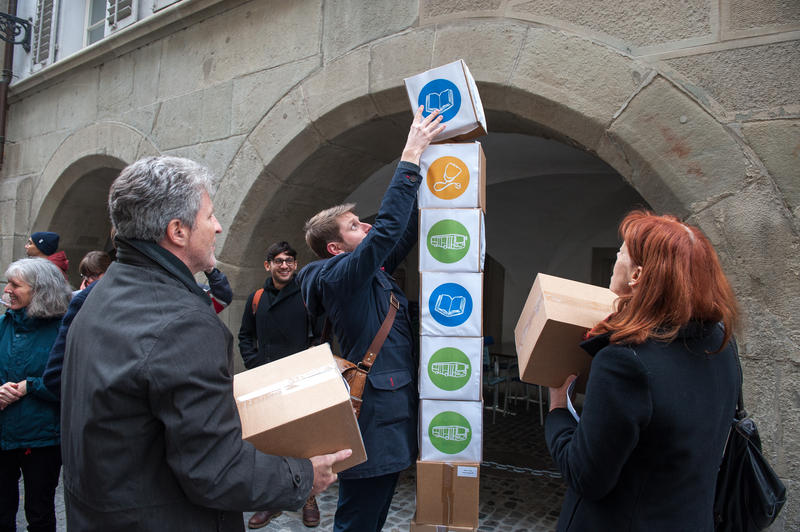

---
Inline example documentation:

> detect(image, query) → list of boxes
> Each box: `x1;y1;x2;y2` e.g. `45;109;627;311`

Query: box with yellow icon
404;59;487;142
418;142;485;211
419;209;484;273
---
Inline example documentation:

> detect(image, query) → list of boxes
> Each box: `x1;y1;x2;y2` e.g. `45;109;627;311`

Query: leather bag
328;293;399;418
713;345;786;532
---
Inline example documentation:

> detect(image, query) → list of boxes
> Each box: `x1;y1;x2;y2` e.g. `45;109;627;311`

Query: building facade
0;1;797;527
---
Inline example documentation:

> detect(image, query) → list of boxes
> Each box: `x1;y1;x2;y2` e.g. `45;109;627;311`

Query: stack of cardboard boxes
404;60;487;531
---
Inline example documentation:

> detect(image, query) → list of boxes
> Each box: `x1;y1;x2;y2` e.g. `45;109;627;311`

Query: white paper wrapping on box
420;209;485;273
404;59;487;142
419;336;483;401
420;272;482;337
419;143;483;210
420;399;483;462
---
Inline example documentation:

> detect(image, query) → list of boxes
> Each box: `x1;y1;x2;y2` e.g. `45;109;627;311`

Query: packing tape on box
441;463;454;524
236;363;340;403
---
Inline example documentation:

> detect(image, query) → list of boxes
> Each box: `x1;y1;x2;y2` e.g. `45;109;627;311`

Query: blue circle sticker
418;79;461;122
428;282;473;327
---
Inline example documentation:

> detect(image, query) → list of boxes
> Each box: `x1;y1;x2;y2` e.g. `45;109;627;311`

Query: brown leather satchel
330;292;399;418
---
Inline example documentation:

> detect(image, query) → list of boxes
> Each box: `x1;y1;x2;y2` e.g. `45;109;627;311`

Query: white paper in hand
566;379;580;422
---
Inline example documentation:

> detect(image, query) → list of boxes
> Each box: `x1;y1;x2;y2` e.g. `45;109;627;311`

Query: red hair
590;210;740;351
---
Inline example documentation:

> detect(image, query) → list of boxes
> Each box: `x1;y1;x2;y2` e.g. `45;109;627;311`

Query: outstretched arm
335;107;445;287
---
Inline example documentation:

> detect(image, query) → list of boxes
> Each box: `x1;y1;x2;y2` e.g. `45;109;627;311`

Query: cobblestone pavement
18;390;566;531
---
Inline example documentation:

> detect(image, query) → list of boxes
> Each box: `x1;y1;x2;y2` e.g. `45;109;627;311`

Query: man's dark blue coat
297;161;421;480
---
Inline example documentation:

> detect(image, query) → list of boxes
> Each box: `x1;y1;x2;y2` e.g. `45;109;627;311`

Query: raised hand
401;106;446;165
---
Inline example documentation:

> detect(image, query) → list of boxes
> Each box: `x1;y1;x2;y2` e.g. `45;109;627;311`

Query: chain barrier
481;460;562;479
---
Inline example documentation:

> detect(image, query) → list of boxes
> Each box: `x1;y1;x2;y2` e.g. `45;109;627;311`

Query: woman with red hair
546;210;740;531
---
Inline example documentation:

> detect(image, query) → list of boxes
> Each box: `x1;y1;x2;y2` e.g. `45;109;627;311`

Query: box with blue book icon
404;59;487;142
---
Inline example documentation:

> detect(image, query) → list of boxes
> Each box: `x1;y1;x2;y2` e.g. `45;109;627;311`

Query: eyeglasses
270;257;296;266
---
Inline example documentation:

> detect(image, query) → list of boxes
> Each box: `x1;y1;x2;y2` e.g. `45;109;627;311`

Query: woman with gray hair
0;257;70;532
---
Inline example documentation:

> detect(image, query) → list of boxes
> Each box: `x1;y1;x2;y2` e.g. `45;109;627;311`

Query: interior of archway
48;166;120;287
227;107;652;521
234;109;649;345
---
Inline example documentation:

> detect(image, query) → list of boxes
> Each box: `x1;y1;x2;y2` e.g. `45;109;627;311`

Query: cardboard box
514;273;616;392
420;209;485;273
404;59;487;142
415;461;480;528
409;519;477;532
419;143;486;212
419;336;482;401
420;400;482;463
233;344;366;473
420;273;482;338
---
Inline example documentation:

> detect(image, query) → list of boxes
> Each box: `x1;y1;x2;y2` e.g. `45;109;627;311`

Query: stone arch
32;122;160;230
215;18;795;471
217;21;784;281
31;122;159;285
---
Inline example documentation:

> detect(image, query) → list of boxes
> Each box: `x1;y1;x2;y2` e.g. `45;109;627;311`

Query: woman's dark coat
545;322;739;532
0;308;60;450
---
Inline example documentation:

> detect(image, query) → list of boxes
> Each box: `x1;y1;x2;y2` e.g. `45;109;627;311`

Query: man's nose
362;223;372;233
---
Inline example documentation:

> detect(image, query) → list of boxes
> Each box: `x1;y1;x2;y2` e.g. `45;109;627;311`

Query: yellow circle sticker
426;156;469;200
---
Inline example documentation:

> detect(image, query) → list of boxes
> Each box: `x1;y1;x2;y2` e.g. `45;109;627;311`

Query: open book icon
434;294;466;318
425;89;454;114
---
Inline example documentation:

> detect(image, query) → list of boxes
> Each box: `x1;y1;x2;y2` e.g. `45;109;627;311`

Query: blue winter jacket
0;308;61;450
297;161;421;479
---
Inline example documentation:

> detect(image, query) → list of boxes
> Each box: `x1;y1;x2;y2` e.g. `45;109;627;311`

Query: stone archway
216;21;796;478
31;122;160;285
32;122;160;230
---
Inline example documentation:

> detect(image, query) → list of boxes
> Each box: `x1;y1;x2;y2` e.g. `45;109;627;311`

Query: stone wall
0;0;797;527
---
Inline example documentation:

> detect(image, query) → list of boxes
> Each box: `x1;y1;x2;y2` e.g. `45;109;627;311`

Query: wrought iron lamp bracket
0;12;31;52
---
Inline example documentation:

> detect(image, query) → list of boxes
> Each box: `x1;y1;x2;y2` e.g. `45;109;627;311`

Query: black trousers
334;471;400;532
0;446;61;532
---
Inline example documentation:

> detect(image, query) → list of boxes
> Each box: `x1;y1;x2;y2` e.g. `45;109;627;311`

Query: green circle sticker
428;347;471;391
429;411;472;454
427;219;470;264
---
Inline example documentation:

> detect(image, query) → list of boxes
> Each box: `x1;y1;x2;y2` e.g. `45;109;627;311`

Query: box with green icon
419;336;482;401
419;209;485;273
420;399;483;462
418;142;485;211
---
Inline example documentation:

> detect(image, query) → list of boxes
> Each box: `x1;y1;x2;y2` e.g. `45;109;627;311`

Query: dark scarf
114;236;211;305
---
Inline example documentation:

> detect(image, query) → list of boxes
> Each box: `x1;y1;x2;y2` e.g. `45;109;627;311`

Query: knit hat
31;231;59;256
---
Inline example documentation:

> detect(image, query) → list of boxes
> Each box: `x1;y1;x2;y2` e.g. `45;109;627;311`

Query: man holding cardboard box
298;107;445;531
61;156;350;531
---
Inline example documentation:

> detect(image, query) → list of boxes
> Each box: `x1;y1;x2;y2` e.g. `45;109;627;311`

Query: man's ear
264;260;271;272
326;241;343;256
164;219;188;248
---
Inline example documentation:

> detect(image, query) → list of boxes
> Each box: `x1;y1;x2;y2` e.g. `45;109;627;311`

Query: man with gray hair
61;156;350;531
